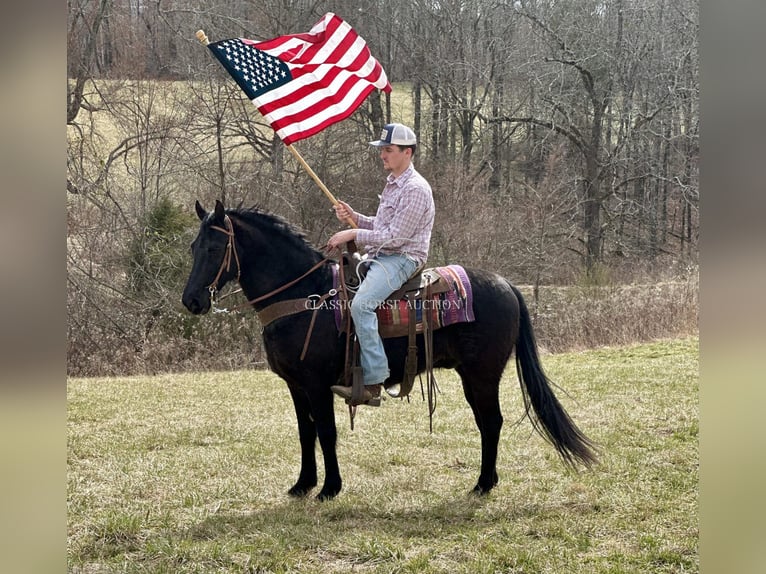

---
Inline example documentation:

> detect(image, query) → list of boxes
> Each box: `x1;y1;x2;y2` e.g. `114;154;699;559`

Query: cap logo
381;127;391;142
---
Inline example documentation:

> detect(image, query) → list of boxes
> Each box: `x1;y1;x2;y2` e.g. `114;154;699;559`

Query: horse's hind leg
457;364;503;494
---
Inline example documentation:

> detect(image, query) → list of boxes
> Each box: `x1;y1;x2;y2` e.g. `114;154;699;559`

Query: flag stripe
302;17;353;65
266;73;372;125
284;14;345;63
208;12;390;145
267;79;378;142
257;60;384;120
245;36;377;106
273;87;377;142
250;12;341;54
254;45;387;124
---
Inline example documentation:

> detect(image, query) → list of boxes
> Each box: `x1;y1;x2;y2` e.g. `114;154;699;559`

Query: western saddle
337;246;449;427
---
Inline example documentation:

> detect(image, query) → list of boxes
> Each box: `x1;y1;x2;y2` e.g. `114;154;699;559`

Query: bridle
207;215;241;301
206;214;330;311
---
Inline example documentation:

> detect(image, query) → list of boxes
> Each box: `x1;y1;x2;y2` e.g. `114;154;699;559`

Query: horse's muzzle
182;290;211;315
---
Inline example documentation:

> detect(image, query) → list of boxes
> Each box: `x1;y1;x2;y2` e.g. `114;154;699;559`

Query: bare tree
68;0;112;124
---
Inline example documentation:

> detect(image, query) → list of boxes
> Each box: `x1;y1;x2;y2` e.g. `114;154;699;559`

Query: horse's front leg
286;385;318;497
308;386;342;500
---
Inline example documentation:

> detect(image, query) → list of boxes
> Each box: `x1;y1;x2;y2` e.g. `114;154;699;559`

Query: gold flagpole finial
196;30;210;46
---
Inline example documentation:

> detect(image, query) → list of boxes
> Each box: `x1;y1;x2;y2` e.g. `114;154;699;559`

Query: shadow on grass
183;492;603;546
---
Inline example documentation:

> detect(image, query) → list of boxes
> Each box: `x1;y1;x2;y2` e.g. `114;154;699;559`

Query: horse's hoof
471;471;499;495
316;484;341;501
288;483;316;498
471;483;494;496
316;490;338;501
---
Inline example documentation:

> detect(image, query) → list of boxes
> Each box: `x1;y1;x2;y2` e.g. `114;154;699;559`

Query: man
326;123;435;405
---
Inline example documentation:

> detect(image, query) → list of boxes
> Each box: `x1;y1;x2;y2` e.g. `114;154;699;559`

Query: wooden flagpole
196;29;358;229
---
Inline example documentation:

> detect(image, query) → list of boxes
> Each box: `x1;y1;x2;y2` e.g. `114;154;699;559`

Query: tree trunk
431;82;441;161
583;150;602;273
369;90;385;135
489;79;503;192
583;111;604;273
271;136;283;182
67;0;112;124
216;116;226;204
413;80;422;138
659;116;670;249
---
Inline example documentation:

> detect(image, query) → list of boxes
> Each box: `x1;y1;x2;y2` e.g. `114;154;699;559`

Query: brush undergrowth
67;271;698;377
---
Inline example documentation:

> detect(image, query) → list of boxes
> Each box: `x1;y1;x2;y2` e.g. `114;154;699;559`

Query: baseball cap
369;123;417;147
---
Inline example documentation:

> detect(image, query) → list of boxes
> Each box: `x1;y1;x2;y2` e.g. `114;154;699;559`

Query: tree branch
479;113;587;153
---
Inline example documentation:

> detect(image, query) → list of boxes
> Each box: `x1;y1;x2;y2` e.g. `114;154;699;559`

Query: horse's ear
214;199;226;221
194;200;207;221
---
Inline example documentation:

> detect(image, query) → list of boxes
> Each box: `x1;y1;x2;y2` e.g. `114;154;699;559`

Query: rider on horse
325;123;435;406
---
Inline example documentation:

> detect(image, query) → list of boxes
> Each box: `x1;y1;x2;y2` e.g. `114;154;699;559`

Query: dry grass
524;276;699;353
68;337;698;573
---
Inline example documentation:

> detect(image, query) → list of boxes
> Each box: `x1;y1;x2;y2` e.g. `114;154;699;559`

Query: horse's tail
509;284;598;469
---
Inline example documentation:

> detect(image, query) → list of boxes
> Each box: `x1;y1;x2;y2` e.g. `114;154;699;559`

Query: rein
208;215;330;310
207;215;333;359
243;258;330;308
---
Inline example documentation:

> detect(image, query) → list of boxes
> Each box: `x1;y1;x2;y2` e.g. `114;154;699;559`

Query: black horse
182;200;597;500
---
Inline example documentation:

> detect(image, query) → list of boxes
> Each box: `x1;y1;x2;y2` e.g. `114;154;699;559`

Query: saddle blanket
333;264;475;337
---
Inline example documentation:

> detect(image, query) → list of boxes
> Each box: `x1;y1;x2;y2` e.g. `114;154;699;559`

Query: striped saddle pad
334;264;476;338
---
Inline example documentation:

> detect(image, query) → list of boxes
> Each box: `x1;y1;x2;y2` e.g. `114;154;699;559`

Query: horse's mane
229;205;326;260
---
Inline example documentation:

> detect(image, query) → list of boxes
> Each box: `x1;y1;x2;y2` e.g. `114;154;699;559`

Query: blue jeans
350;253;419;385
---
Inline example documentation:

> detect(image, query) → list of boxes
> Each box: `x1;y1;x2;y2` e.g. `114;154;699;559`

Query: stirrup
352;395;381;407
330;386;382;407
351;366;381;406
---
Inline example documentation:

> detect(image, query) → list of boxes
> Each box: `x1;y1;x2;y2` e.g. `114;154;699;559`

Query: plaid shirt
355;164;435;265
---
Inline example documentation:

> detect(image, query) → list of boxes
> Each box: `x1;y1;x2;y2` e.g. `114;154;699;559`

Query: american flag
208;13;391;145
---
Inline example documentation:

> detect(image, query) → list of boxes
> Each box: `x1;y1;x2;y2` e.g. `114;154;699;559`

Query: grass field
67;337;698;573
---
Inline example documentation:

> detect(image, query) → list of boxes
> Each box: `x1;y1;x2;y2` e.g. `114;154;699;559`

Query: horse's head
182;199;240;314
